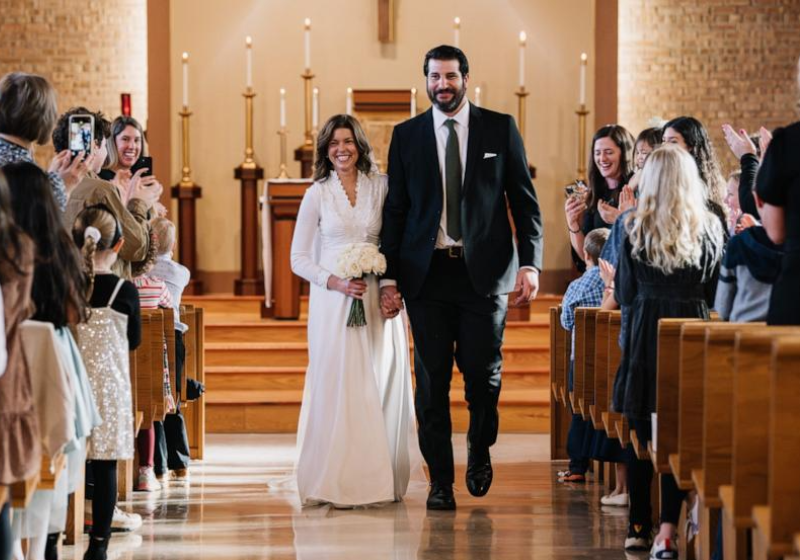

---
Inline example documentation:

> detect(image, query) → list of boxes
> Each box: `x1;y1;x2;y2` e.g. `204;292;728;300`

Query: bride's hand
328;276;367;299
380;286;403;319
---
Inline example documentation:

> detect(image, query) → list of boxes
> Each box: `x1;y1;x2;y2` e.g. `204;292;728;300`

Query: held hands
513;268;539;306
379;285;404;319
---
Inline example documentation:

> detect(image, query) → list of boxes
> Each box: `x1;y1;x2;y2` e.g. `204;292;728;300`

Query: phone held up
68;114;95;158
564;179;587;201
130;156;153;177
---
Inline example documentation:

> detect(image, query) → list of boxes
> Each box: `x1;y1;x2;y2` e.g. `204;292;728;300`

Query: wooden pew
720;328;800;560
578;308;600;421
602;311;624;441
550;306;571;461
571;308;586;412
752;335;800;560
183;306;206;460
590;311;612;430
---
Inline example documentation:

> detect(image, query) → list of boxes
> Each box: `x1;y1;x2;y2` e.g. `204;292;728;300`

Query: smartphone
68;114;94;157
130;156;153;177
564;180;587;200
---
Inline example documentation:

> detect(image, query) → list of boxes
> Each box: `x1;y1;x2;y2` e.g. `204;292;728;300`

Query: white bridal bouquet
335;242;388;327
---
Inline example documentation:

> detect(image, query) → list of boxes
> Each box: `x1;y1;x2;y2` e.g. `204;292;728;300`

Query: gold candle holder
278;127;290;179
301;70;315;147
179;106;193;186
242;88;257;169
515;87;530;144
576;104;590;182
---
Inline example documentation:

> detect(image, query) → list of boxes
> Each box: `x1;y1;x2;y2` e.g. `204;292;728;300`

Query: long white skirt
295;274;421;507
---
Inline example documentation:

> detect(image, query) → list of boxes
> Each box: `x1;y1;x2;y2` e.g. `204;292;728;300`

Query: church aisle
64;435;631;559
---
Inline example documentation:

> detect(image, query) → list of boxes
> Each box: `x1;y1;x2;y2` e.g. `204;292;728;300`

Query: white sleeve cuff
379;279;398;288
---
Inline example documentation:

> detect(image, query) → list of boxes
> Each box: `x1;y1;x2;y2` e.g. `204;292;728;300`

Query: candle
474;86;481;107
453;17;461;48
280;88;286;129
181;52;189;107
579;52;588;106
346;87;353;116
410;88;417;117
304;18;312;72
312;87;319;129
246;36;253;89
518;32;526;89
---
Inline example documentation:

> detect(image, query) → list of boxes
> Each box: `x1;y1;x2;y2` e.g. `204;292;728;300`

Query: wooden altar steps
184;294;560;435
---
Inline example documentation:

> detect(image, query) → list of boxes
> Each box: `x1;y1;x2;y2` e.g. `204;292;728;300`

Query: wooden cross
378;0;394;43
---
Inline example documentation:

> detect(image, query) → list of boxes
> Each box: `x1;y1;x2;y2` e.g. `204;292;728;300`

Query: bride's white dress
290;170;420;507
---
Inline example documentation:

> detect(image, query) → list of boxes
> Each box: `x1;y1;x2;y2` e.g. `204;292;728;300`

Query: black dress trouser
405;252;507;485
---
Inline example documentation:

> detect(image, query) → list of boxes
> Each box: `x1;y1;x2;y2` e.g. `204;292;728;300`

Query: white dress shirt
431;101;470;248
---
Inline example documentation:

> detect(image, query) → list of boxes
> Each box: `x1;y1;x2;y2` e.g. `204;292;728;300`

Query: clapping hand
758;126;772;156
597;200;621;224
734;213;759;234
379;285;404;319
722;124;758;159
598;258;616;288
618;184;636;214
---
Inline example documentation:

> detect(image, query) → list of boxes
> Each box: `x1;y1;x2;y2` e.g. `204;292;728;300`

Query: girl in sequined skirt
73;205;142;560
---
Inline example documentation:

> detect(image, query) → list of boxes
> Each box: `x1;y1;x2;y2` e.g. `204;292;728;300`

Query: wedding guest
100;116;164;212
73;205;143;560
565;125;635;267
722;123;772;218
754;56;800;326
55;107;158;279
662;116;728;234
0;169;37;560
0;72;93;210
133;257;175;491
613;145;723;556
148;217;192;484
634;127;662;172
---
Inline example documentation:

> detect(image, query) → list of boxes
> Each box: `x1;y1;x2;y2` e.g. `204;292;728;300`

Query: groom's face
426;58;469;114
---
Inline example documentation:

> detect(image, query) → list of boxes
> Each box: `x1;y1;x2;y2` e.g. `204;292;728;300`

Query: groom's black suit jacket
381;104;544;299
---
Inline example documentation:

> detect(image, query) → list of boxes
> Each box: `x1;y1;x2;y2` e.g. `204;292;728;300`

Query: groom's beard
427;84;467;114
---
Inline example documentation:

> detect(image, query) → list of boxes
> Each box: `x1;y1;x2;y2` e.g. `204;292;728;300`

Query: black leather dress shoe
426;482;456;510
466;446;493;497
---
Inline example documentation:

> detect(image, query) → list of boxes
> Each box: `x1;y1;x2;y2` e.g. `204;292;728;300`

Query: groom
380;45;544;510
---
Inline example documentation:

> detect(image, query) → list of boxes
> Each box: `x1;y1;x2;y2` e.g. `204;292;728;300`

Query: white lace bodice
290;171;388;287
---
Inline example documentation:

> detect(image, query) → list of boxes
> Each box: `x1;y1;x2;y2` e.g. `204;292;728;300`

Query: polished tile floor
64;434;633;559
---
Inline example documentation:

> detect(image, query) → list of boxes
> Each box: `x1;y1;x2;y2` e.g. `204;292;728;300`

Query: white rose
358;252;374;273
347;261;362;278
373;253;387;275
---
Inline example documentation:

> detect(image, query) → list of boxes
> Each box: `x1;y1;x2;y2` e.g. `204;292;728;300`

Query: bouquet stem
347;299;367;327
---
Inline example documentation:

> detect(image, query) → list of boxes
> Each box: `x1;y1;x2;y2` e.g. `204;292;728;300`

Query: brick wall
619;0;800;173
0;0;148;159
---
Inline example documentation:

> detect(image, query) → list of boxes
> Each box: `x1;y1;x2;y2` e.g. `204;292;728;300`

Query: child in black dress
613;145;724;558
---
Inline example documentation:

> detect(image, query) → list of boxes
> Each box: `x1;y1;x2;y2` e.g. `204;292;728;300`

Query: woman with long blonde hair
612;144;723;558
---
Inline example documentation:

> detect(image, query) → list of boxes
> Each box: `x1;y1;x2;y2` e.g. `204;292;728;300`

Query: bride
290;114;419;507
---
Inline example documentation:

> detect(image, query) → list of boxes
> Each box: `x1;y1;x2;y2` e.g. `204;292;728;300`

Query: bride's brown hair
313;114;375;182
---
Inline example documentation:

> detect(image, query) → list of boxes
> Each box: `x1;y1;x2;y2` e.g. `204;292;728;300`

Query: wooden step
205;342;550;369
206;388;550;433
205;365;550;392
204;319;551;345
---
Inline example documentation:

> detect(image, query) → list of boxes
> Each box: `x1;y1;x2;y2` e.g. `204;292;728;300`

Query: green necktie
444;119;462;241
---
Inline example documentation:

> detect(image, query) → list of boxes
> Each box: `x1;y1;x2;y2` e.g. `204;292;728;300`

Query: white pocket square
483;152;497;159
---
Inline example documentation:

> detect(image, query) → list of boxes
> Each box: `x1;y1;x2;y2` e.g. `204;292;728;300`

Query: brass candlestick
576;104;590;182
278;128;290;179
301;70;315;147
179;106;193;186
242;88;257;169
515;87;530;143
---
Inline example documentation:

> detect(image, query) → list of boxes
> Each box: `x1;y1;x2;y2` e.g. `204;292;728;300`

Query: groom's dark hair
423;45;469;77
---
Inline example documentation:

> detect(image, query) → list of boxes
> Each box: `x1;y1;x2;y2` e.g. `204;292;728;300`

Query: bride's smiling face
328;128;359;175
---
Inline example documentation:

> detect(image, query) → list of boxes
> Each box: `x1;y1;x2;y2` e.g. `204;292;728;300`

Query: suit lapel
463;103;483;194
422;110;443;206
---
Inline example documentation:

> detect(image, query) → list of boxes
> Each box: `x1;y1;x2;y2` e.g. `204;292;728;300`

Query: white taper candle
518;32;526;89
410;88;417;117
579;52;588;106
280;88;286;129
346;87;353;116
474;86;481;107
454;17;461;48
181;52;189;107
245;36;253;89
312;87;319;129
304;18;312;72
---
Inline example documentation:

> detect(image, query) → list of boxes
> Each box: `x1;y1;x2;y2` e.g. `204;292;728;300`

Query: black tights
627;418;688;529
87;460;118;539
1;500;11;560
